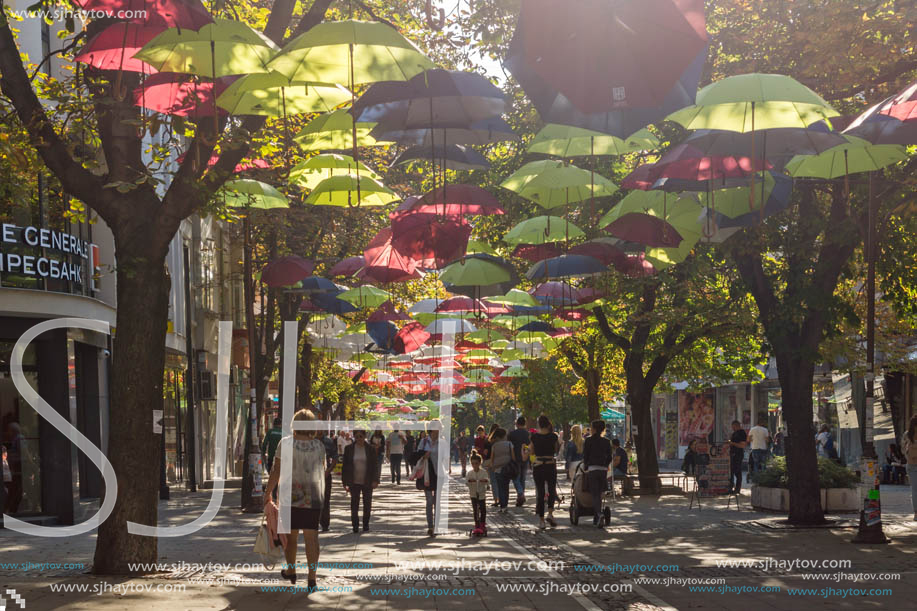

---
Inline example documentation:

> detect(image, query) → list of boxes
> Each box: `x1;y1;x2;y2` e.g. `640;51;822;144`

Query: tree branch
289;0;337;40
592;306;630;351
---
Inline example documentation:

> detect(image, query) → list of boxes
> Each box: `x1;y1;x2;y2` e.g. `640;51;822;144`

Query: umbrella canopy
599;190;698;247
683;126;846;160
440;256;513;287
367;301;410;323
337;285;391;310
371;116;518;146
695;171;793;219
261;256;315;287
296;109;388;151
515;0;707;113
843;81;917;145
78;0;212;29
267;20;435;85
504;216;585;245
425;318;478;335
526;254;607;280
351;69;505;126
289;153;380;189
392;185;504;218
305;174;399;207
530;282;581;307
216;73;351;116
299;276;342;293
391;213;471;268
784;136;908;178
409;298;444;314
487;289;541;308
649;144;771;182
393;322;431;354
133;73;235;117
528;124;659;157
667;73;838;132
218;179;289;209
569;238;628;267
135;19;279;77
367;321;399;352
75;22;161;73
361;228;419;283
512;243;563;263
311;292;358;315
328;256;366;278
391;144;490;171
436;296;487;313
465;239;499;257
500;160;618;208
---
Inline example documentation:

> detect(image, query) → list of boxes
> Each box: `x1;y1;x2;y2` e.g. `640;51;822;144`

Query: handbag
253;514;285;569
502;459;519;480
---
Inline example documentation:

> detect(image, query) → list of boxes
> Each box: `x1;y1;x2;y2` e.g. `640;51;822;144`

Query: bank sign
0;223;96;284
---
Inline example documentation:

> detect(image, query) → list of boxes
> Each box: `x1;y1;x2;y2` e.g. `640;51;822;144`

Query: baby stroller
568;462;612;526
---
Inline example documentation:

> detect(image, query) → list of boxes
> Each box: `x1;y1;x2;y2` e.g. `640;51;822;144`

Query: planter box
751;485;859;513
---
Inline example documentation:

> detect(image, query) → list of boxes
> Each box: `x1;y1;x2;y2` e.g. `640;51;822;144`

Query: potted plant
750;457;859;513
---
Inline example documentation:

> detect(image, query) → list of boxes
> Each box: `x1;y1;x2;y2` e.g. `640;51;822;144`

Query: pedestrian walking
508;416;531;507
416;425;441;536
386;429;405;485
457;430;470;477
565;424;584;480
370;430;386;481
726;420;747;494
747;416;770;480
466;451;489;535
263;409;327;591
317;429;338;532
261;417;283;473
403;431;416;478
904;415;917;520
486;424;499;506
773;427;785;456
342;430;379;533
531;415;560;529
611;438;633;496
487;428;514;512
582;419;612;528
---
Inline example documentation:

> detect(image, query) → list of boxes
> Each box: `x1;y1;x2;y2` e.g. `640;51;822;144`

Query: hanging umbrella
500;160;618;209
784;137;908;178
329;256;366;278
465;239;498;256
261;255;315;287
527;124;659;157
295;109;388;151
391;185;504;218
530;282;582;307
267;19;435;85
618;253;657;277
77;0;213;29
512;243;563;263
311;292;358;315
683;126;846;160
359;227;419;284
487;289;540;308
367;301;410;323
840;80;917;145
504;216;585;245
216;73;352;116
435;296;487;313
304;174;399;207
290;154;381;189
391;213;471;268
133;73;236;117
306;315;346;338
175;151;270;173
391;144;490;171
394;322;431;354
218;179;289;209
466;329;507;343
75;22;161;73
599;190;697;248
649;144;771;182
439;256;513;287
695;171;793;220
337;285;392;310
425;318;478;335
350;68;505;126
371;116;518;146
367;321;399;353
569;238;628;267
301;277;345;294
409;298;443;314
135;19;279;77
526;254;607;280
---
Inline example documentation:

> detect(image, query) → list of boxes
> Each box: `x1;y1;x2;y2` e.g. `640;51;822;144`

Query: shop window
0;341;41;515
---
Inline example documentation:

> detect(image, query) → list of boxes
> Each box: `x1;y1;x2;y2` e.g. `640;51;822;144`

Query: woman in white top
417;424;440;536
264;409;328;591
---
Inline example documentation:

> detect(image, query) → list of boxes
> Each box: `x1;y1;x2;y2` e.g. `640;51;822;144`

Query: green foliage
752;456;859;489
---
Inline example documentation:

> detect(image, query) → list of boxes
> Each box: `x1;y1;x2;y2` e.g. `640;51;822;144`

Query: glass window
1;342;41;515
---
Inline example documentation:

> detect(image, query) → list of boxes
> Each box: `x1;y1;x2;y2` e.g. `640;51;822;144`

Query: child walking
465;451;490;535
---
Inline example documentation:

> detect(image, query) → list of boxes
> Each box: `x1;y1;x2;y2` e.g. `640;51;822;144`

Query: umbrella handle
702;209;718;239
425;0;446;30
112;71;128;102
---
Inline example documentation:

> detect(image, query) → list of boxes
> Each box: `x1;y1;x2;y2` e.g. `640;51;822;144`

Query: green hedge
751;456;858;489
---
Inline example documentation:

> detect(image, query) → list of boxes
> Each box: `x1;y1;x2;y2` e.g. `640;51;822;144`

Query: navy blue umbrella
371;116;518;147
518;321;555;334
299;276;342;293
367;321;398;354
312;291;358;315
391;143;490;171
526;254;607;281
511;305;553;315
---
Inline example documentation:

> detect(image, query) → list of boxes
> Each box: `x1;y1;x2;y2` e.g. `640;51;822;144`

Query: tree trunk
298;337;312;410
629;389;661;494
777;353;825;525
93;241;170;574
585;368;600;423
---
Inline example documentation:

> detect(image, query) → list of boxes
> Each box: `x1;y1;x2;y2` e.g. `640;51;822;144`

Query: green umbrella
500;160;618;209
304;174;399;207
463;369;494;382
500;366;528;378
465;239;498;256
337;285;391;309
666;73;838;132
785;136;908;178
527;124;659;157
500;348;526;361
694;172;784;219
296;109;388;151
598;190;697;228
290;153;380;189
466;329;506;343
504;216;585;245
440;258;513;286
267;20;435;86
487;288;540;307
136;19;279;77
463;348;498;359
218;179;289;209
491;314;539;329
643;200;705;270
216;73;351;116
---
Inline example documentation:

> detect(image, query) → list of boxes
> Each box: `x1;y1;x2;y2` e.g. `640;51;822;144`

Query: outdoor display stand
688;441;740;509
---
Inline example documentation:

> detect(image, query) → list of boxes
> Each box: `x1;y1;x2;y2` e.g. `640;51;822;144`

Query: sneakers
538;519;546;530
546;516;557;528
516;496;526;507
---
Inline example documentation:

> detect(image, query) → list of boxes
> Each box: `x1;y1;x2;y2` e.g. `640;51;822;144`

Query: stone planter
750;485;859;513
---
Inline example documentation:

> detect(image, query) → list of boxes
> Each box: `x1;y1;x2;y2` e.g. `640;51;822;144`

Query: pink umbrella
261;256;315;287
368;301;411;322
360;228;419;284
650;144;770;182
393;322;431;354
603;213;683;248
329;256;365;278
554;307;591;321
435;296;486;313
133;73;236;117
480;300;512;316
391;213;471;269
74;22;161;74
617;253;656;277
390;185;504;218
77;0;213;29
530;281;580;306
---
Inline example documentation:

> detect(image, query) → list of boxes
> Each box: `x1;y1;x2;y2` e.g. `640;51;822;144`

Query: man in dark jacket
318;429;338;531
582;420;612;527
342;431;380;533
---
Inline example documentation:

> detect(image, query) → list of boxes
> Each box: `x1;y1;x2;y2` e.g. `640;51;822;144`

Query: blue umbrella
300;276;342;293
391;143;490;171
371;116;518;146
525;254;607;280
312;291;358;314
519;321;555;333
367;321;398;353
511;305;553;315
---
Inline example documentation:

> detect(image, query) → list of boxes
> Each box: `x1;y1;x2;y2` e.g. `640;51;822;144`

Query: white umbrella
425;318;477;335
307;315;345;338
409;298;443;313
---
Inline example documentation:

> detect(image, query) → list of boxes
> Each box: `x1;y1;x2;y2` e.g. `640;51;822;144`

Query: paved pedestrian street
3;468;916;610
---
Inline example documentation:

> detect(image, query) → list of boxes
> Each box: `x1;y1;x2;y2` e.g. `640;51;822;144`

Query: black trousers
320;472;332;530
586;469;607;522
350;483;373;530
730;456;743;493
390;454;403;484
404;453;413;477
533;463;558;518
472;497;486;527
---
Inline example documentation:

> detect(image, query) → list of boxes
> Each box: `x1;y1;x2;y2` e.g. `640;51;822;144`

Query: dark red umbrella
604;213;683;248
554;308;591;321
261;256;315;287
391;213;471;269
617;253;656;277
435;296;486;313
512;243;563;263
530;281;580;306
650;144;770;182
74;22;161;73
569;239;628;267
390;185;504;218
575;287;605;305
454;339;480;352
481;300;512;316
621;163;658;190
360;228;419;284
878;81;917;122
78;0;213;29
329;256;365;278
368;301;410;322
133;73;236;117
393;322;431;354
517;0;707;114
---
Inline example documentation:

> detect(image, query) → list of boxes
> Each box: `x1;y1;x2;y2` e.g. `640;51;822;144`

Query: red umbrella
74;22;161;74
360;228;419;284
512;243;563;262
368;301;410;322
554;308;591;321
393;322;431;354
530;281;580;306
517;0;707;114
617;253;656;277
261;256;315;287
621;163;658;190
78;0;213;29
603;213;683;248
480;300;512;316
435;296;486;313
299;299;323;312
878;81;917;122
133;73;236;117
391;213;471;269
329;256;366;278
454;339;480;352
389;185;504;218
569;239;627;267
576;287;604;305
650;144;770;182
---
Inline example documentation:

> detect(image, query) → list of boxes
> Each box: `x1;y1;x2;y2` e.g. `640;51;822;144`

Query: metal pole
241;214;263;512
183;245;197;492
